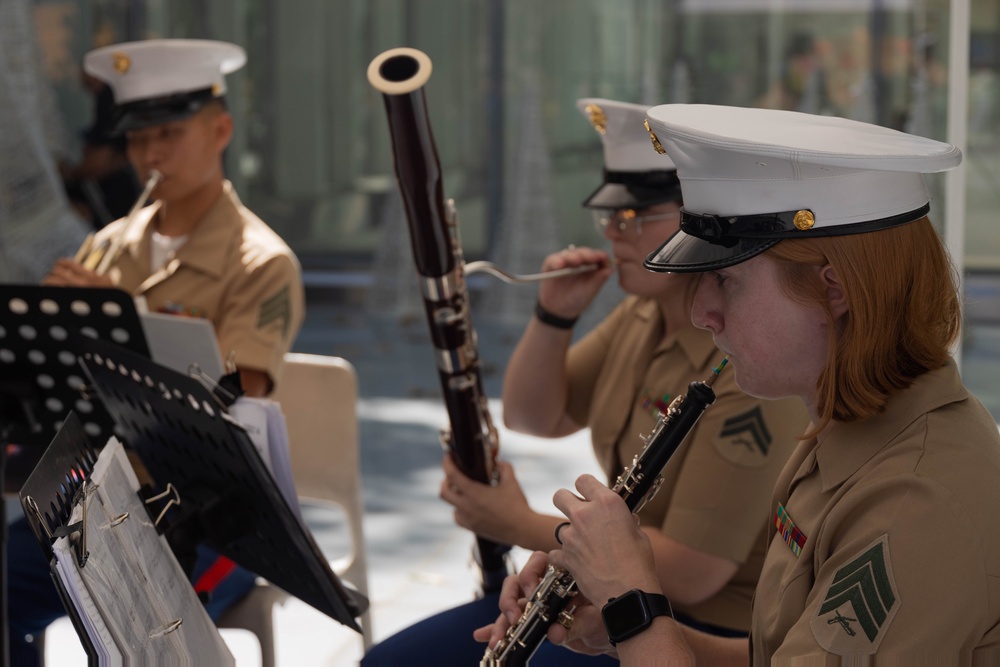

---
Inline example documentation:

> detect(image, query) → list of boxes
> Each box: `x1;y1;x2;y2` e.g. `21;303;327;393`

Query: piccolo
482;359;729;666
74;169;162;275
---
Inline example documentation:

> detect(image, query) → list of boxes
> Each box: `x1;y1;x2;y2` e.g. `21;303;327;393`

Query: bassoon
482;359;728;665
367;47;511;593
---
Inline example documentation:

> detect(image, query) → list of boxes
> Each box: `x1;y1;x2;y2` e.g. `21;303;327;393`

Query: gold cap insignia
793;210;816;231
584;104;607;134
644;118;666;155
211;83;223;97
112;52;131;74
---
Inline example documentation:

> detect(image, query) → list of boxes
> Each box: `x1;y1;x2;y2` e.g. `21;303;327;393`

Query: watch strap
645;592;672;620
602;589;673;646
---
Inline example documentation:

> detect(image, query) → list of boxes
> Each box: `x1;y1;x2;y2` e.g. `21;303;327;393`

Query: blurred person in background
58;73;141;229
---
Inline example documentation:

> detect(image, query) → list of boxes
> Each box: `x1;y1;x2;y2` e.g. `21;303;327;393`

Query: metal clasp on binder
149;618;183;638
25;480;92;568
189;362;240;409
143;482;181;527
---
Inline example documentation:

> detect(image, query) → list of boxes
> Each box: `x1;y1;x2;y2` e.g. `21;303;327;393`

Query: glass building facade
30;0;1000;416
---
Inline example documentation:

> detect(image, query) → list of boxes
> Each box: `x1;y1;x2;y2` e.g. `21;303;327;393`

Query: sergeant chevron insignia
810;534;899;654
713;405;772;467
257;285;292;338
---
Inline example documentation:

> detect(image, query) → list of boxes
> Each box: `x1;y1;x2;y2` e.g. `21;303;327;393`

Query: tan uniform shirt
93;181;304;384
752;360;1000;663
566;296;808;631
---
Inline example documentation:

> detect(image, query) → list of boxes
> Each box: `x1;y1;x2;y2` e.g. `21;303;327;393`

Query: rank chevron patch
810;534;899;654
257;285;292;338
713;405;772;466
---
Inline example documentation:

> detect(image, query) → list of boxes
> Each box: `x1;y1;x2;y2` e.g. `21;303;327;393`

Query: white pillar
945;0;970;363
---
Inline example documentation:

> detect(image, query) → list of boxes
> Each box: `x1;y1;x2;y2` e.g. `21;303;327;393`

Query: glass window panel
30;0;1000;417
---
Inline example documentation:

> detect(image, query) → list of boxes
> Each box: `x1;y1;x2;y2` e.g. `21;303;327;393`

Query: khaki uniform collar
632;297;718;371
814;359;967;492
129;181;243;283
172;181;243;279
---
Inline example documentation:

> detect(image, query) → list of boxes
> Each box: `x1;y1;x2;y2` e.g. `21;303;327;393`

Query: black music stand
20;413;237;664
17;413;101;664
0;285;149;485
0;285;148;666
76;335;366;631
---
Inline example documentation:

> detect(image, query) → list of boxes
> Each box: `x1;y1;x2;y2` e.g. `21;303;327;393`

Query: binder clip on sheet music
145;309;301;520
76;335;366;631
21;415;235;665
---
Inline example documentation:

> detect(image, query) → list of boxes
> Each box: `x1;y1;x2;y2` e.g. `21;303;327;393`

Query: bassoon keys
367;47;512;593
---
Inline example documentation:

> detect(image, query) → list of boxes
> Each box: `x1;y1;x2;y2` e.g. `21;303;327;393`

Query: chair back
272;352;372;647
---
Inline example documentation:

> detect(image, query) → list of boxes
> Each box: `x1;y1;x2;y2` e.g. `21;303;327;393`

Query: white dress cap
642;104;962;273
575;98;680;210
84;39;246;131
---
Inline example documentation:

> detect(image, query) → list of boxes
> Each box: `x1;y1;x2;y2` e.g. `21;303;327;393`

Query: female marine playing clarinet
483;104;1000;663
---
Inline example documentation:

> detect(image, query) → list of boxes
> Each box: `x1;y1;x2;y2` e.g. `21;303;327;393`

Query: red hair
765;217;961;433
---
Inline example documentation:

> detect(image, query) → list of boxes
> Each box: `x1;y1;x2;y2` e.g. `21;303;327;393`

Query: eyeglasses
591;208;680;239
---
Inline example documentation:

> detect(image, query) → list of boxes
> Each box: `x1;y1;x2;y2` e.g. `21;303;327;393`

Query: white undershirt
150;231;189;272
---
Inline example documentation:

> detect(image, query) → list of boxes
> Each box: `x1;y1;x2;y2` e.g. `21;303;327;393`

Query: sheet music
50;437;235;666
52;519;119;665
228;397;302;520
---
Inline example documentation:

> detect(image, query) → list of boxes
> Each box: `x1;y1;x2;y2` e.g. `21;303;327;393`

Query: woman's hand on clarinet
440;456;534;547
551;475;661;607
473;551;614;658
42;258;115;288
537;246;613;323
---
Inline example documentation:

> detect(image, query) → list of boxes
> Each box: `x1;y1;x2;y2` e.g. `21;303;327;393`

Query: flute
482;359;728;666
74;169;162;275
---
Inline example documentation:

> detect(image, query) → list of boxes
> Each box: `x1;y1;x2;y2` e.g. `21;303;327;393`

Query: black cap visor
583;169;681;210
645;229;778;273
113;87;218;133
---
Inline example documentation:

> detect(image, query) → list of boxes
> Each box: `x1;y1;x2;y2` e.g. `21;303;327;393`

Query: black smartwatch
601;589;673;646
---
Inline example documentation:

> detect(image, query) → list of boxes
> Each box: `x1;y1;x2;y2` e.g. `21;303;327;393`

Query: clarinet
482;359;729;666
367;47;512;594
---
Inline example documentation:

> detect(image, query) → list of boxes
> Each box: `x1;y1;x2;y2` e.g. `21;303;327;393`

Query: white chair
217;353;372;666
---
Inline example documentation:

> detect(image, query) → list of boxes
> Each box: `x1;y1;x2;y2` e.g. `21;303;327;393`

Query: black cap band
602;169;679;189
114;87;220;133
680;203;931;247
583;169;682;210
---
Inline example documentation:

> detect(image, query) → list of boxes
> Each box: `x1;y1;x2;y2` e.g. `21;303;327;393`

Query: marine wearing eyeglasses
361;99;809;666
591;207;680;239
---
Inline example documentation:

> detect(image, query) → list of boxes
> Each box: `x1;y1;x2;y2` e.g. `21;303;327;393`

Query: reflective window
32;0;1000;417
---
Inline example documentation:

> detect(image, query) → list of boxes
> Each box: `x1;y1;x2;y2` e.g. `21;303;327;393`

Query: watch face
603;590;652;643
